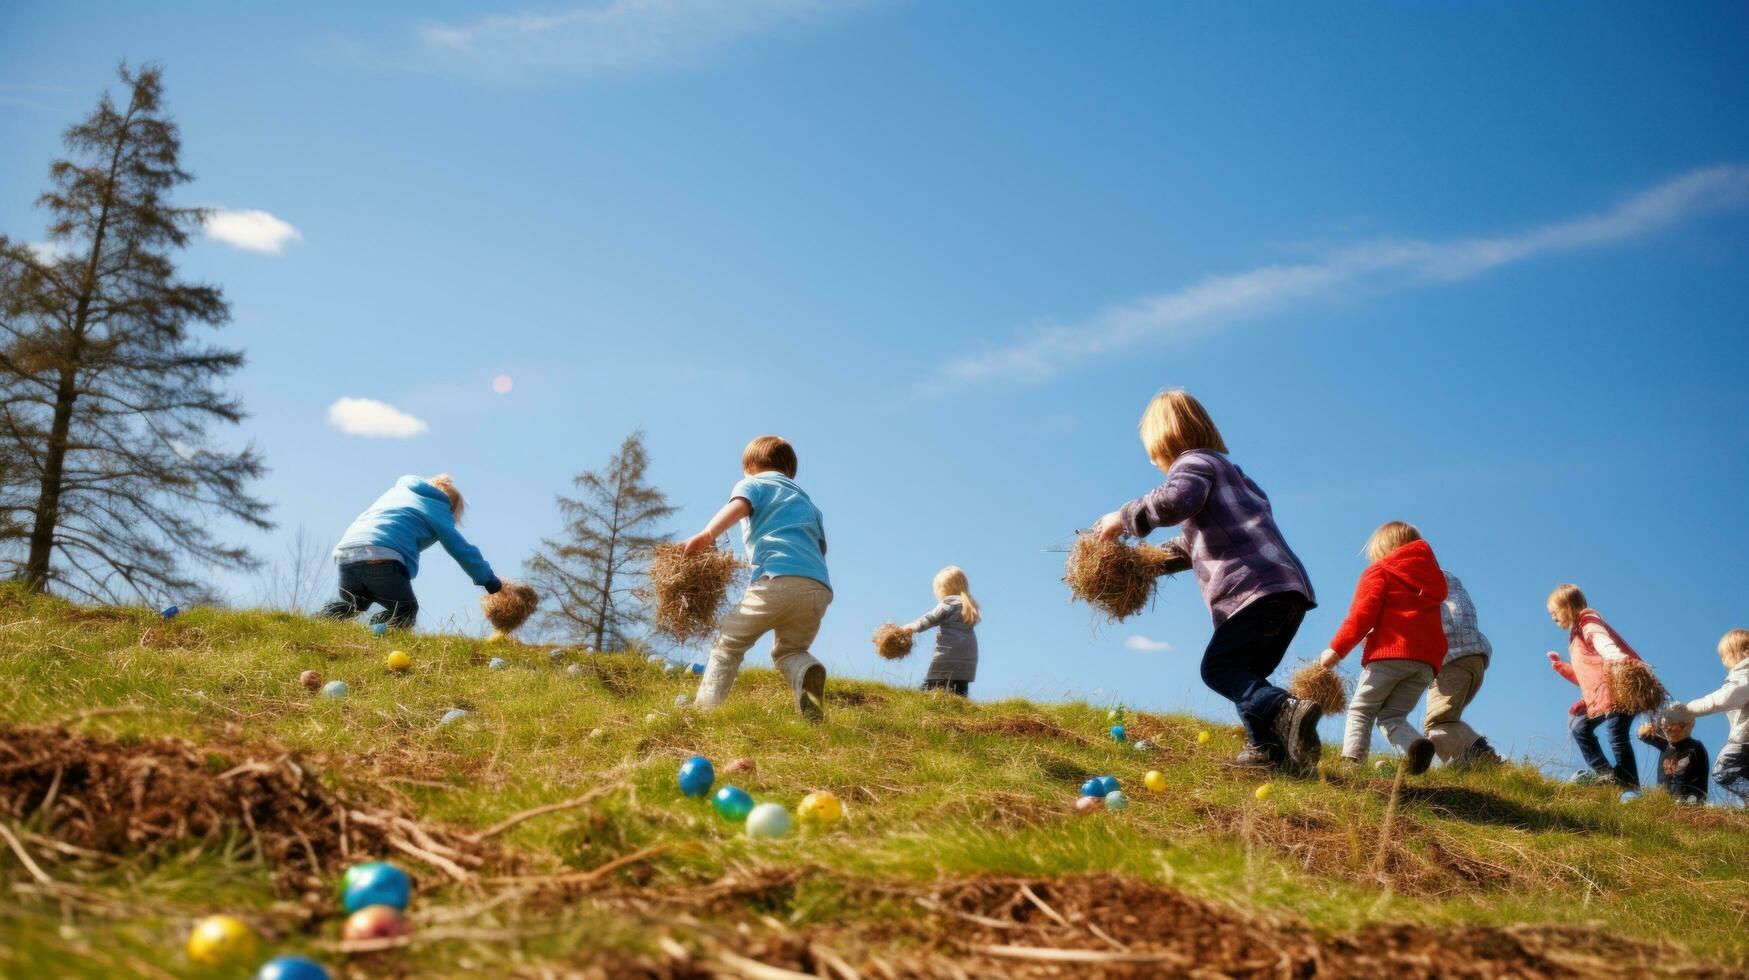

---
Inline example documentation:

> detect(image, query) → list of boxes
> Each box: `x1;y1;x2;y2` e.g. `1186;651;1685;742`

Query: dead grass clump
1289;663;1350;716
1611;659;1666;715
871;622;913;660
137;625;210;650
646;545;744;645
1063;537;1188;622
482;580;540;634
0;725;498;894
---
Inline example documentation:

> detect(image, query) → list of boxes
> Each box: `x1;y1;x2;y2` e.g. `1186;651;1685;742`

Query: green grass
2;583;1746;976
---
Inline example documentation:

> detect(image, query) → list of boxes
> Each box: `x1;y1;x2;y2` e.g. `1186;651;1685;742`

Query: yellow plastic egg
798;790;843;825
1197;731;1211;744
1143;770;1167;793
1254;784;1273;801
185;914;257;966
385;650;411;672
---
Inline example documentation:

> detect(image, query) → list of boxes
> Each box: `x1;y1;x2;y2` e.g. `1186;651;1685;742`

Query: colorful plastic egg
646;654;665;666
370;622;388;637
726;757;756;775
1620;790;1641;803
677;756;715;798
256;955;331;980
488;657;507;670
438;708;468;727
689;662;705;675
161;604;180;619
385;650;411;672
1254;784;1273;801
798;791;843;825
1133;739;1151;752
341;904;409;942
321;680;348;699
1144;770;1166;792
1075;795;1104;815
1096;775;1120;796
1197;731;1211;744
341;861;411;913
745;802;794;838
299;670;322;691
713;785;754;822
1079;778;1104;798
186;914;256;966
1110;724;1127;743
1104;790;1130;811
566;663;585;677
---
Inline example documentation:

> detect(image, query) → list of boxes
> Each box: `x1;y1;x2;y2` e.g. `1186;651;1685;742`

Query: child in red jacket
1546;584;1642;788
1319;522;1446;775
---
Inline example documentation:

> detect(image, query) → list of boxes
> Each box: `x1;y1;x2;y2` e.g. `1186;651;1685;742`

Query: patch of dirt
599;871;1731;978
827;688;889;708
0;725;504;899
947;714;1082;741
136;625;210;649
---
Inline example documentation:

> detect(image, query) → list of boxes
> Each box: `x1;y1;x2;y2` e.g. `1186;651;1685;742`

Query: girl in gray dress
904;566;981;697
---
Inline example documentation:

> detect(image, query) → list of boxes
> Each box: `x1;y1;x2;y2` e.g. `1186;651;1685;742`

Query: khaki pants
694;576;832;710
1425;654;1488;763
1343;659;1434;761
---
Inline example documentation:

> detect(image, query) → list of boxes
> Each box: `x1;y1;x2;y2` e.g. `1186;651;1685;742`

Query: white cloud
204;208;302;254
390;0;878;83
25;240;68;264
326;397;429;439
1124;635;1173;653
934;164;1749;389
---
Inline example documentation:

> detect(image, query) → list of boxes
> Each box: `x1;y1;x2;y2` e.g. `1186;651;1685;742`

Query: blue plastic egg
1110;724;1127;743
1104;790;1130;811
677;756;715;798
370;622;388;637
1096;775;1120;796
713;785;754;822
160;604;180;619
1079;778;1105;798
438;708;468;727
321;680;349;699
256;955;331;980
341;861;411;913
690;662;705;675
488;657;507;670
1619;790;1641;803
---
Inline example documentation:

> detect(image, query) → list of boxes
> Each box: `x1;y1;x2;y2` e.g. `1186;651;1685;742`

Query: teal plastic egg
713;785;754;822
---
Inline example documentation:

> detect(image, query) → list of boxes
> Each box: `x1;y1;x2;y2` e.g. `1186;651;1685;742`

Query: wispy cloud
1124;635;1173;653
934;165;1749;389
204;209;302;254
368;0;877;84
25;241;68;264
327;398;429;439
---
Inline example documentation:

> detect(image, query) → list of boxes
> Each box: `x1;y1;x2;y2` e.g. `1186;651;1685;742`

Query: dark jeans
922;678;970;697
1569;711;1640;788
1201;592;1309;759
1716;743;1749;803
320;560;418;629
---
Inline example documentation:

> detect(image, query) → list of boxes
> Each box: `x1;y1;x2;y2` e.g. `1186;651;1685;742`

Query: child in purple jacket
1093;390;1320;773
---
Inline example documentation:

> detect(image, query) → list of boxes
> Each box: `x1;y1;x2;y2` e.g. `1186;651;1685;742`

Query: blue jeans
1569;711;1640;788
321;560;418;629
1201;592;1309;760
1715;743;1749;803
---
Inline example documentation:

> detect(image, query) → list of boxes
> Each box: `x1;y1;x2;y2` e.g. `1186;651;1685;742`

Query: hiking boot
1405;738;1436;776
1270;697;1323;771
1222;744;1276;771
1459;737;1502;768
797;663;826;722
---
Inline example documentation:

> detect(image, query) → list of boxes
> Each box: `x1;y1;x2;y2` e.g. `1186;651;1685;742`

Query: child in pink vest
1546;584;1642;788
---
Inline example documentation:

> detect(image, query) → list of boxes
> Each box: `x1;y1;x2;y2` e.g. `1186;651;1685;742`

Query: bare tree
527;431;675;651
0;64;271;604
255;524;329;613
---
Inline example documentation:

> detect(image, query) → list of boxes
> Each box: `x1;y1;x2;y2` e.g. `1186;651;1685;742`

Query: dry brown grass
1289;663;1350;716
1062;537;1189;622
871;622;914;660
481;580;540;634
646;544;744;645
1611;659;1667;715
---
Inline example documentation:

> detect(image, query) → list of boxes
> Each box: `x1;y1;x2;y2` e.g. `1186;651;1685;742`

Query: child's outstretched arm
1320;568;1385;667
1092;456;1215;541
683;497;753;554
1685;676;1749;719
1636;723;1668;750
1547;651;1579;686
905;601;953;636
433;514;501;591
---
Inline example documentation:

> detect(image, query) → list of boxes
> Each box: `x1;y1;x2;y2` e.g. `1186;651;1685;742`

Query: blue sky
4;2;1748;786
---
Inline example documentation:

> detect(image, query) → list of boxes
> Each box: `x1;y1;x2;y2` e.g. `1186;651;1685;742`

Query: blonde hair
1547;584;1587;630
428;473;465;522
1138;389;1228;472
741;435;798;478
1364;521;1422;562
933;566;981;627
1720;628;1749;668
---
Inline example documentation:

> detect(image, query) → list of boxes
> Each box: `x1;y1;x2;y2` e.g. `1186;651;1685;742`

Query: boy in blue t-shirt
682;435;831;720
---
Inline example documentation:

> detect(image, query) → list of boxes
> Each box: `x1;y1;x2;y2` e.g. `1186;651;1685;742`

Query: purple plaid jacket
1119;450;1315;626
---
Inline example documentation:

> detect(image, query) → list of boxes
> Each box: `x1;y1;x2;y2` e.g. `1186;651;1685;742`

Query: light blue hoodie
333;476;496;585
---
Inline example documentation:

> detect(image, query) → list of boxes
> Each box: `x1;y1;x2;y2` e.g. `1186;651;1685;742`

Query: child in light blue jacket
321;474;501;630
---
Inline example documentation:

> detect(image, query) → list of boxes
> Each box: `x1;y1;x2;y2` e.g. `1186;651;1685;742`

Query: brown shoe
1406;738;1436;775
797;663;826;722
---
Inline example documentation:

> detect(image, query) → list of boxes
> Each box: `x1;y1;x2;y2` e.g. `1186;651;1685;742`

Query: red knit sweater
1328;539;1449;669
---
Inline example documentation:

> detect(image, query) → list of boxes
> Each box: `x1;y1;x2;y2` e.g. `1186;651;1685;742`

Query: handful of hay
1611;659;1667;716
481;580;540;634
647;544;744;645
1289;663;1350;716
1064;536;1191;622
871;622;914;660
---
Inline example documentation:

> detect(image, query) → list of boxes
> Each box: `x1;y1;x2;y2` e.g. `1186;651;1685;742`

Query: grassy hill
1;584;1745;978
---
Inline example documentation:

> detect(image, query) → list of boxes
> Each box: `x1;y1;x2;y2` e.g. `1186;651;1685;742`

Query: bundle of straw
1063;537;1190;622
481;581;540;634
1611;659;1667;716
647;544;744;645
1289;663;1349;716
871;622;914;661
